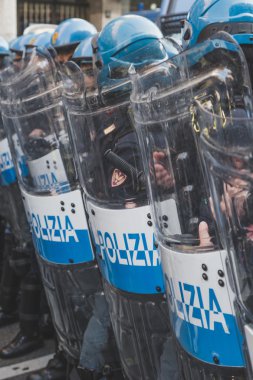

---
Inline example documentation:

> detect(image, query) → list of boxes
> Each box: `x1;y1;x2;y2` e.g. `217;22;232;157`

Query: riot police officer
0;34;45;359
182;0;253;375
10;33;37;64
64;15;181;380
1;22;123;380
25;23;95;380
181;0;253;245
32;31;54;49
128;7;253;379
51;18;97;63
71;36;95;90
0;36;20;327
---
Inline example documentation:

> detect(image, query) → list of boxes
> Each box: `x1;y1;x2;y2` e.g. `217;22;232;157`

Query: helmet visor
108;39;172;79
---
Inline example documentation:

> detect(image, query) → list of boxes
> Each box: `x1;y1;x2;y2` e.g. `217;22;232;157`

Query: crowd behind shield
1;1;253;380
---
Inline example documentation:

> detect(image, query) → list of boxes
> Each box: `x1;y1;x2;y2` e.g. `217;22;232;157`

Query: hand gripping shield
130;33;251;379
0;48;118;367
62;43;179;380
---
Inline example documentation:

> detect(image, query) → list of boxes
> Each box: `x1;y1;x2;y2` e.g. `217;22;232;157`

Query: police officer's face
232;156;245;170
56;47;75;64
0;56;6;70
80;63;95;89
13;52;23;67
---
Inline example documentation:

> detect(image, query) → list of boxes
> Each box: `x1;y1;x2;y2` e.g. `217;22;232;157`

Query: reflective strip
0;354;54;379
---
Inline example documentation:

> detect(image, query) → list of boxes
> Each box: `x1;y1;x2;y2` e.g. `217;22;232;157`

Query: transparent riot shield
130;34;251;379
63;40;180;380
0;95;32;276
0;47;117;366
197;100;253;374
0;115;16;220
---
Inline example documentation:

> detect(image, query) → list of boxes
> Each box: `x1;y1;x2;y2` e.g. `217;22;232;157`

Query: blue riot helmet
183;0;253;88
51;18;97;63
33;31;54;49
94;15;164;68
26;32;56;60
10;34;37;53
71;36;96;89
0;37;10;70
10;33;37;63
94;15;179;83
72;35;94;65
0;37;9;56
183;0;253;48
9;35;24;53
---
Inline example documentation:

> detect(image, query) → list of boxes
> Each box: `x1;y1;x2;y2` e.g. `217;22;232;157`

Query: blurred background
0;0;194;42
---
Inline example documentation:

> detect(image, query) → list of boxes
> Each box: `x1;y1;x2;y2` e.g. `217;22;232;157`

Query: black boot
0;267;43;359
0;330;43;358
26;351;69;380
77;366;125;380
77;367;98;380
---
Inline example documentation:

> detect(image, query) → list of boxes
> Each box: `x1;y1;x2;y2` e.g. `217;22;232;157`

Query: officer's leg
0;229;19;327
0;253;43;358
26;290;69;380
158;336;180;380
78;294;123;380
0;217;6;280
26;293;123;380
39;288;54;339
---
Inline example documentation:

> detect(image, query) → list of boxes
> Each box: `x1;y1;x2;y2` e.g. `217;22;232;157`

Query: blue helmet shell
185;0;253;48
33;31;54;49
51;18;97;50
0;36;9;56
10;33;37;53
96;15;163;65
72;35;95;63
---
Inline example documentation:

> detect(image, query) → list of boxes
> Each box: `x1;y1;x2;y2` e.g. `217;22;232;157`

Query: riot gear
33;32;54;49
130;33;250;379
183;0;253;84
0;42;122;379
72;37;93;64
51;18;97;64
183;0;253;48
197;77;253;375
0;38;19;327
181;0;253;375
0;37;44;357
63;15;180;380
94;14;163;65
10;34;37;53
